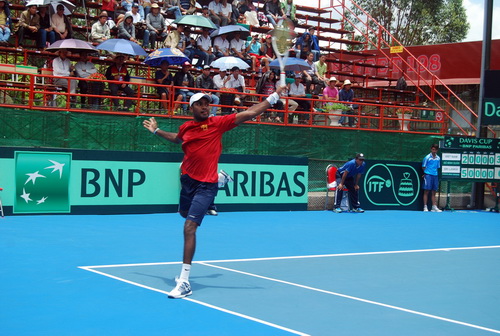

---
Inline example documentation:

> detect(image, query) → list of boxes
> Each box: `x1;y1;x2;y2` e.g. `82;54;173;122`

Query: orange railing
0;69;446;134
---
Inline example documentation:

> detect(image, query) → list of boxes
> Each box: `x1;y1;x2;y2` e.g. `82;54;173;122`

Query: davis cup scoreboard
440;136;500;181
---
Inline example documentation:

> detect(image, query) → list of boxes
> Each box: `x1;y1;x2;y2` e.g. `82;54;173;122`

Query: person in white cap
142;86;286;299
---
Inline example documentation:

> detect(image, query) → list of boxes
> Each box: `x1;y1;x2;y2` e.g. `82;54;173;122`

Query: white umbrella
210;56;250;71
26;0;76;15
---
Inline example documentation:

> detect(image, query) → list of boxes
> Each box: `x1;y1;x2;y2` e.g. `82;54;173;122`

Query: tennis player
143;88;285;298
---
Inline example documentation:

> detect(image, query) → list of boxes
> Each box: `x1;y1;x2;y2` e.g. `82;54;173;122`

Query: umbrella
172;15;217;30
27;0;76;15
144;48;189;67
210;25;250;38
96;39;148;56
210;56;250;71
269;58;310;72
46;38;97;53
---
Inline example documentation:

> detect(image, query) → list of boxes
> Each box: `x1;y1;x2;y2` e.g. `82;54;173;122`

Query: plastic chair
0;187;4;217
324;164;349;211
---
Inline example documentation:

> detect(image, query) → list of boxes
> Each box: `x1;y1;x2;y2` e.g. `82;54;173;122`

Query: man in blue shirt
333;153;366;213
422;143;442;212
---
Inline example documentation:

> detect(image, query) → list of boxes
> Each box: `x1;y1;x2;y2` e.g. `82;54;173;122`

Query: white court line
78;266;310;336
199;262;500;335
80;245;500;269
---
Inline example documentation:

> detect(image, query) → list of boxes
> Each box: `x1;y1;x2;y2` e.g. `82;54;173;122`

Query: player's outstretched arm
143;117;182;144
234;86;286;125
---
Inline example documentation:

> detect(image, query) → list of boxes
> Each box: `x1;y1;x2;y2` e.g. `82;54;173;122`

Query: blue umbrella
96;39;148;56
269;58;311;72
144;48;190;67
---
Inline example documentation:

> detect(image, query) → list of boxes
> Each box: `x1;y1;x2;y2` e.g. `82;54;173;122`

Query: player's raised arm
143;117;182;144
234;86;287;125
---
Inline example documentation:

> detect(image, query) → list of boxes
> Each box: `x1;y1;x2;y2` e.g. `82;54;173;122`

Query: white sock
179;263;191;281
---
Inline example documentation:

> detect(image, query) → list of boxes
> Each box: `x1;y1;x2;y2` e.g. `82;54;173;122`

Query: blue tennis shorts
179;174;218;225
423;174;439;191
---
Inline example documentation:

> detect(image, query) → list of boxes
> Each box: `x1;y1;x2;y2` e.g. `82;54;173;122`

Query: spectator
213;33;230;58
256;70;284;122
259;34;275;71
37;5;55;49
195;65;220;116
52;48;77;106
14;4;39;48
288;73;310;123
307;27;320;61
213;68;227;90
208;0;223;27
237;0;258;26
75;52;103;108
338;79;355;127
294;32;311;59
195;28;215;68
219;0;233;26
222;66;245;113
121;0;134;12
200;5;210;20
315;53;327;81
280;0;296;25
302;52;320;94
155;60;173;110
101;0;117;21
164;23;185;51
51;4;72;41
173;61;195;114
264;0;284;28
91;11;111;43
144;3;166;50
323;76;338;101
126;3;142;23
117;13;138;43
179;0;196;16
139;0;151;20
105;54;135;111
163;0;182;20
246;34;263;72
230;31;251;67
183;26;195;62
0;0;11;45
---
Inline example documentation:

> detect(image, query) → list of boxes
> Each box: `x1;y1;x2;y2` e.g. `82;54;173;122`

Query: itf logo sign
361;162;421;209
14;151;72;214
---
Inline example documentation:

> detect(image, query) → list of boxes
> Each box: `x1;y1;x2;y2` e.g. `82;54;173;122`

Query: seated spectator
323;76;338;101
173;61;195;114
195;28;215;68
256;70;284;122
126;4;145;41
139;0;151;20
101;0;117;21
37;5;55;49
246;34;264;72
259;35;275;71
213;68;227;90
264;0;284;28
121;0;134;12
315;54;328;85
105;54;136;111
195;65;220;116
75;52;103;108
163;0;182;20
164;23;185;51
230;31;252;67
117;13;138;44
280;0;296;25
51;4;72;41
183;26;195;62
14;4;39;48
208;0;224;27
219;0;233;25
213;33;230;58
339;79;356;126
288;73;310;123
302;51;321;94
155;60;173;110
294;32;310;59
52;48;77;105
0;0;11;45
221;66;245;114
200;5;210;20
90;11;111;43
237;0;258;26
179;0;196;16
144;3;166;50
307;27;320;61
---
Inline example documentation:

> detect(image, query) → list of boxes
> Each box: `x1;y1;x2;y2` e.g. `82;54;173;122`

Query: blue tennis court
1;210;499;335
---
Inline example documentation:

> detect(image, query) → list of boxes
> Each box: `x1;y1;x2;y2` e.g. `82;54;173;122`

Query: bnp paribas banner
0;147;308;215
359;160;423;211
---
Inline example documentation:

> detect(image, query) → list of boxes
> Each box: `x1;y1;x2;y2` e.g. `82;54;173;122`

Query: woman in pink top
323;76;339;100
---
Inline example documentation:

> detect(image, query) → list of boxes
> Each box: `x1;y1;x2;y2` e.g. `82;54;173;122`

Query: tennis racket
270;19;296;87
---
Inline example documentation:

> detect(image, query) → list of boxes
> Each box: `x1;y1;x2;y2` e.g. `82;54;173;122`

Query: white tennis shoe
431;205;442;212
168;277;192;299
